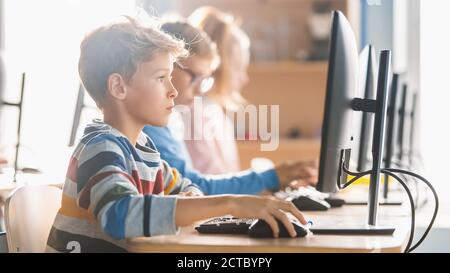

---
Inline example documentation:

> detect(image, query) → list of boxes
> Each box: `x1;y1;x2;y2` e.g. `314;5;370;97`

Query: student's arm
145;126;317;195
186;168;279;195
144;126;279;194
76;138;307;238
175;195;308;238
76;138;180;239
160;160;203;196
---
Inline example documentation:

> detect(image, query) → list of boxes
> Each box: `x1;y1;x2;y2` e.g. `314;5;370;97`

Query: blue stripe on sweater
77;151;127;193
81;134;134;162
116;136;155;166
103;196;131;240
142;160;160;168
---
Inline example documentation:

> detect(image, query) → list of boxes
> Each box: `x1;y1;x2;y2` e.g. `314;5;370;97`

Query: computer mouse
324;196;346;207
248;219;308;238
290;195;331;211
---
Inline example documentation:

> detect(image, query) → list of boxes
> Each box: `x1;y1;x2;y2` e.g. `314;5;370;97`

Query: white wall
1;0;135;180
364;0;407;73
420;0;450;208
365;0;394;55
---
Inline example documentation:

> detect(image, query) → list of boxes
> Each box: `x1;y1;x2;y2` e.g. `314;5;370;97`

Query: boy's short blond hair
78;16;188;108
161;20;220;70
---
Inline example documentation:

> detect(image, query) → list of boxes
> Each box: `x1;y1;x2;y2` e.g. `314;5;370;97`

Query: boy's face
171;56;214;105
123;52;178;127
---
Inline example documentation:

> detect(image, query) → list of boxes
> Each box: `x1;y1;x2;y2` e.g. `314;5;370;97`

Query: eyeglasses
175;62;215;94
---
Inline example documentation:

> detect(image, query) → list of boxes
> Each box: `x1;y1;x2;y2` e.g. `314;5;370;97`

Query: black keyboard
195;217;256;235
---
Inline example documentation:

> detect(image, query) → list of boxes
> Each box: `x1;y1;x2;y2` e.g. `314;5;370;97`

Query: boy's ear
107;73;127;100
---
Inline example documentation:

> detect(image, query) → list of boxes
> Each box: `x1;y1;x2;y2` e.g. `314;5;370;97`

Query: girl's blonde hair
188;6;250;109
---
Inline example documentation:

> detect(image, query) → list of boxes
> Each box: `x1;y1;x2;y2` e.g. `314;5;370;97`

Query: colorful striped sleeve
76;137;179;240
161;160;202;195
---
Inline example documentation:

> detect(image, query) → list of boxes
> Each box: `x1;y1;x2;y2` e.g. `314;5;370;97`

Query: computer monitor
69;84;85;147
385;74;401;167
400;84;414;167
312;11;394;235
352;45;377;172
316;10;359;194
344;47;401;206
0;73;34;179
69;83;100;147
408;91;420;168
383;74;406;199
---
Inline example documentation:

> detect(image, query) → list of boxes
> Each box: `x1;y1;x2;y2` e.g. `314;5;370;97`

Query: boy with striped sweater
47;16;307;253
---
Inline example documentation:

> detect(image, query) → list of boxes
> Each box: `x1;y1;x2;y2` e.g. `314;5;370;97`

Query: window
1;0;135;179
420;0;450;202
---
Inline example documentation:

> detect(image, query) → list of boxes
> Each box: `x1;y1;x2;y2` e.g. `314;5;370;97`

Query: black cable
341;164;438;253
340;164;371;190
389;161;430;210
383;168;439;253
391;156;430;210
341;166;426;253
381;170;415;253
394;171;420;207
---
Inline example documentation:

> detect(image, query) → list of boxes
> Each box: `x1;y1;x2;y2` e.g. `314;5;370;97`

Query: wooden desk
0;170;64;194
126;202;410;253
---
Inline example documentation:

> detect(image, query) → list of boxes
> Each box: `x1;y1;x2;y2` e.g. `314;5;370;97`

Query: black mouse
248;219;308;238
291;195;331;211
324;196;346;207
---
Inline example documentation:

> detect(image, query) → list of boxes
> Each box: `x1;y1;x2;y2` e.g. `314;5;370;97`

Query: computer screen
384;74;403;168
408;91;420;167
400;84;414;167
69;84;85;147
316;10;359;193
397;82;409;166
352;45;377;172
378;73;409;202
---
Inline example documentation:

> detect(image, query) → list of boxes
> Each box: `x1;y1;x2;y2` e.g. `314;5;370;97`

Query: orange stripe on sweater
164;169;178;195
58;194;95;223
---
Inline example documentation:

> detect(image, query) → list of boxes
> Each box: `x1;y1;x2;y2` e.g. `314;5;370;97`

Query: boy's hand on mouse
228;195;307;238
275;160;318;190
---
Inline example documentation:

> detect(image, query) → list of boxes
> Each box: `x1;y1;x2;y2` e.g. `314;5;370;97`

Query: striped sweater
46;120;200;253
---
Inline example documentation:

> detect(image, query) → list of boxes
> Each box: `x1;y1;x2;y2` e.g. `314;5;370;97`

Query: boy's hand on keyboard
179;188;204;197
275;160;318;190
229;195;307;238
289;179;316;189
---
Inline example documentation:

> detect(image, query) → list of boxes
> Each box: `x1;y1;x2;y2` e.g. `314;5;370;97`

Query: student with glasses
174;62;215;95
143;20;318;195
186;6;250;175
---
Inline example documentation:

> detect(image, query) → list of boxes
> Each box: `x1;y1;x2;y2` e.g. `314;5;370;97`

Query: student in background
47;16;307;253
186;6;249;175
144;20;318;196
